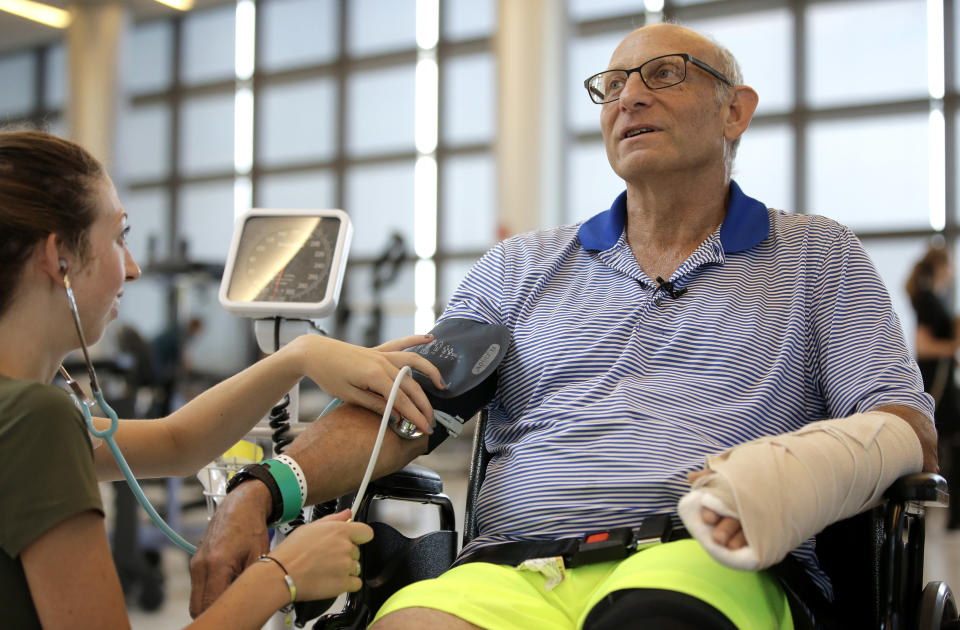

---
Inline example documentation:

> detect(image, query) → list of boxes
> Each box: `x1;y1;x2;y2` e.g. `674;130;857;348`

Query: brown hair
0;130;104;318
906;245;951;302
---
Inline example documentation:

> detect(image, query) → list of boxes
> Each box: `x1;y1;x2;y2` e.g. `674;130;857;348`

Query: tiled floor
126;472;960;629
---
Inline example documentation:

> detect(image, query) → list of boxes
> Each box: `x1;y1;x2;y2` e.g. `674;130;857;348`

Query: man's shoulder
765;208;850;244
500;222;584;251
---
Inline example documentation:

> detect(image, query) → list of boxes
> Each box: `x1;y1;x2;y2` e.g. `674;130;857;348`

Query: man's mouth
624;127;656;139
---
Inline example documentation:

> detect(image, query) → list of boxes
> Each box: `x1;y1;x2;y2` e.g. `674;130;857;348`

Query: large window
0;0;498;390
248;0;498;346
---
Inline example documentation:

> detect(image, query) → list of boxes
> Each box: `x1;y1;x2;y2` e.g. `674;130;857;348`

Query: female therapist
0;130;443;629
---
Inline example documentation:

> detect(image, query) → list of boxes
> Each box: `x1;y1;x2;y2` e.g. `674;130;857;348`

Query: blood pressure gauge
219;209;352;320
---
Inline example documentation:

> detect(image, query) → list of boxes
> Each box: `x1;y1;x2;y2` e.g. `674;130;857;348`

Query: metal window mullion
250;0;263;207
332;0;351;340
793;0;807;215
944;0;956;241
32;45;46;130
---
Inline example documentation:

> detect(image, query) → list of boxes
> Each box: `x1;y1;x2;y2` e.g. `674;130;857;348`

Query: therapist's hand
270;510;373;601
290;334;445;434
687;469;747;550
189;481;272;617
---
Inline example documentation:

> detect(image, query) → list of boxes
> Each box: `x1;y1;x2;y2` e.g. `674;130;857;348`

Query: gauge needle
271;264;287;298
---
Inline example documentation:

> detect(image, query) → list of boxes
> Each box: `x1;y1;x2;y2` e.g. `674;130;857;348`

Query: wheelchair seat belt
455;514;688;569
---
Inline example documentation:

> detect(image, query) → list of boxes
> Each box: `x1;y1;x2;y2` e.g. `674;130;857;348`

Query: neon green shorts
372;539;793;630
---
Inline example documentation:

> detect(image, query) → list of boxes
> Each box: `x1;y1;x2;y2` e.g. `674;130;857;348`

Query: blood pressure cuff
407;318;511;453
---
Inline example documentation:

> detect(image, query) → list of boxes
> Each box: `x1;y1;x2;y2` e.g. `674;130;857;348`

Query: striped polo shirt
440;180;934;596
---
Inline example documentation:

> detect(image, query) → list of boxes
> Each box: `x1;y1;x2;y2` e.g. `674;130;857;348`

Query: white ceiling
0;0;230;53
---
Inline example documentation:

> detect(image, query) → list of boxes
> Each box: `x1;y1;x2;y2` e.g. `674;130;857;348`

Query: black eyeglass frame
584;53;734;104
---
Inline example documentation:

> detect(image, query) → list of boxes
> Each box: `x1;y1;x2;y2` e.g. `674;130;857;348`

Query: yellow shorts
372;539;793;630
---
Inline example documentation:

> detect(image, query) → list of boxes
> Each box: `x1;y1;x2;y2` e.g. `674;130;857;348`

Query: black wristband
226;463;283;525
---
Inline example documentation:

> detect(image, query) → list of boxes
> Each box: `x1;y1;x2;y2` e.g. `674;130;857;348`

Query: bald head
609;23;743;105
611;24;719;65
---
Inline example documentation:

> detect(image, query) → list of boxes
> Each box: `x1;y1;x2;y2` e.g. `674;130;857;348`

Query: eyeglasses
584;53;733;104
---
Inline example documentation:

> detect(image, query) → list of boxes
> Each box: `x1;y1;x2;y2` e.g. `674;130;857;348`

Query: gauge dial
226;216;342;304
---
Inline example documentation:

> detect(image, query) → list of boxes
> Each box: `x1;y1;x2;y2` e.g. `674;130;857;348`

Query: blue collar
577;180;770;254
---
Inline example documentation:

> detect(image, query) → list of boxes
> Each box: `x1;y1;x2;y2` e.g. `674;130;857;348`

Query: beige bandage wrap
677;411;923;571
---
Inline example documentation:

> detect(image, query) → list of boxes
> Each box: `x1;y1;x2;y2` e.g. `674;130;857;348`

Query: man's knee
371;607;485;630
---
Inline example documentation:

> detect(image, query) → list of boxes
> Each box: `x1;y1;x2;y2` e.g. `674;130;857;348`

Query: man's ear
723;85;759;144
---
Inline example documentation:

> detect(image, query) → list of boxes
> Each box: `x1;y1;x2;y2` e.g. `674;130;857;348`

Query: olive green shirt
0;375;103;628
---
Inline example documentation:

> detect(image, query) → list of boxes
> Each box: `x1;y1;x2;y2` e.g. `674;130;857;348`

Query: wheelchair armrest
883;472;949;507
369;463;444;495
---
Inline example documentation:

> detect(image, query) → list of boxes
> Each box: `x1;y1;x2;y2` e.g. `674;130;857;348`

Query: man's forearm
286;403;430;505
876;404;939;473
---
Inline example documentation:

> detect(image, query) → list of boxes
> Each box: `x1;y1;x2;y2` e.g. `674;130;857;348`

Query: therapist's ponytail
0;130;103;318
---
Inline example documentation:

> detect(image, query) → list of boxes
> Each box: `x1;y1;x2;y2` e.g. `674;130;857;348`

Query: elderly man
190;23;937;630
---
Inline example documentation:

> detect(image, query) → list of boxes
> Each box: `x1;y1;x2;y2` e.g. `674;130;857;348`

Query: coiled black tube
268;394;294;453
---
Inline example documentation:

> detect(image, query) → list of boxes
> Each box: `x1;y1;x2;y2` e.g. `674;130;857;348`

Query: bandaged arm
677;411;923;571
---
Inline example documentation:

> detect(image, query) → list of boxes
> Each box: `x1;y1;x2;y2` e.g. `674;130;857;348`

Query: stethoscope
55;260;409;555
57;261;197;554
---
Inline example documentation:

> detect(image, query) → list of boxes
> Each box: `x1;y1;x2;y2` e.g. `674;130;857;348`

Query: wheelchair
312;411;959;630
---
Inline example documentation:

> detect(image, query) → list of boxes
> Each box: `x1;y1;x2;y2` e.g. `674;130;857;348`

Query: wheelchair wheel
917;581;958;629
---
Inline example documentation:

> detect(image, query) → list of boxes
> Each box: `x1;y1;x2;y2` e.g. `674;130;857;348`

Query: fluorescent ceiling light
153;0;194;10
0;0;71;28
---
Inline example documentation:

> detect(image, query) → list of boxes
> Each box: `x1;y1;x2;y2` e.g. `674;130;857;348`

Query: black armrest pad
370;464;443;495
883;472;949;505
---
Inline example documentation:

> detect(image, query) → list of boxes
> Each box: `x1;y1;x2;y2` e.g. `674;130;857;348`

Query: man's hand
687;469;746;550
189;480;272;618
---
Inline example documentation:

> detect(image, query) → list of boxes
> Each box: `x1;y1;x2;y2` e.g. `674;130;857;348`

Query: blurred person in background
907;244;960;530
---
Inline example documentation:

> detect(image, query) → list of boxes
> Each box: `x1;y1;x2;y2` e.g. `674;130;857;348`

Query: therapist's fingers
395;368;437;418
384;351;446;390
387;380;435;433
348;388;434;434
367;366;436;430
374;333;434;352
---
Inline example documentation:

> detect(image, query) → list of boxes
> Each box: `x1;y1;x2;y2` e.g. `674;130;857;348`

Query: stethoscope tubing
79;391;197;554
61;270;197;554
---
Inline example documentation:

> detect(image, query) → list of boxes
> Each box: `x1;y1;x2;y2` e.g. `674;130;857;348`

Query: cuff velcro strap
262;458;304;525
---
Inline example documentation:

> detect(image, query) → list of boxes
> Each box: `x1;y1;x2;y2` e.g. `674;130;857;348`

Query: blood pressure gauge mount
219;209;353;320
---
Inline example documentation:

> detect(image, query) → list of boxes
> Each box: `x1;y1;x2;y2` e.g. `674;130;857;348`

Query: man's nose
618;72;653;109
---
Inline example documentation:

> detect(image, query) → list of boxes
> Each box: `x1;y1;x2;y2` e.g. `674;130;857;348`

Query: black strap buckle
567;514;673;568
